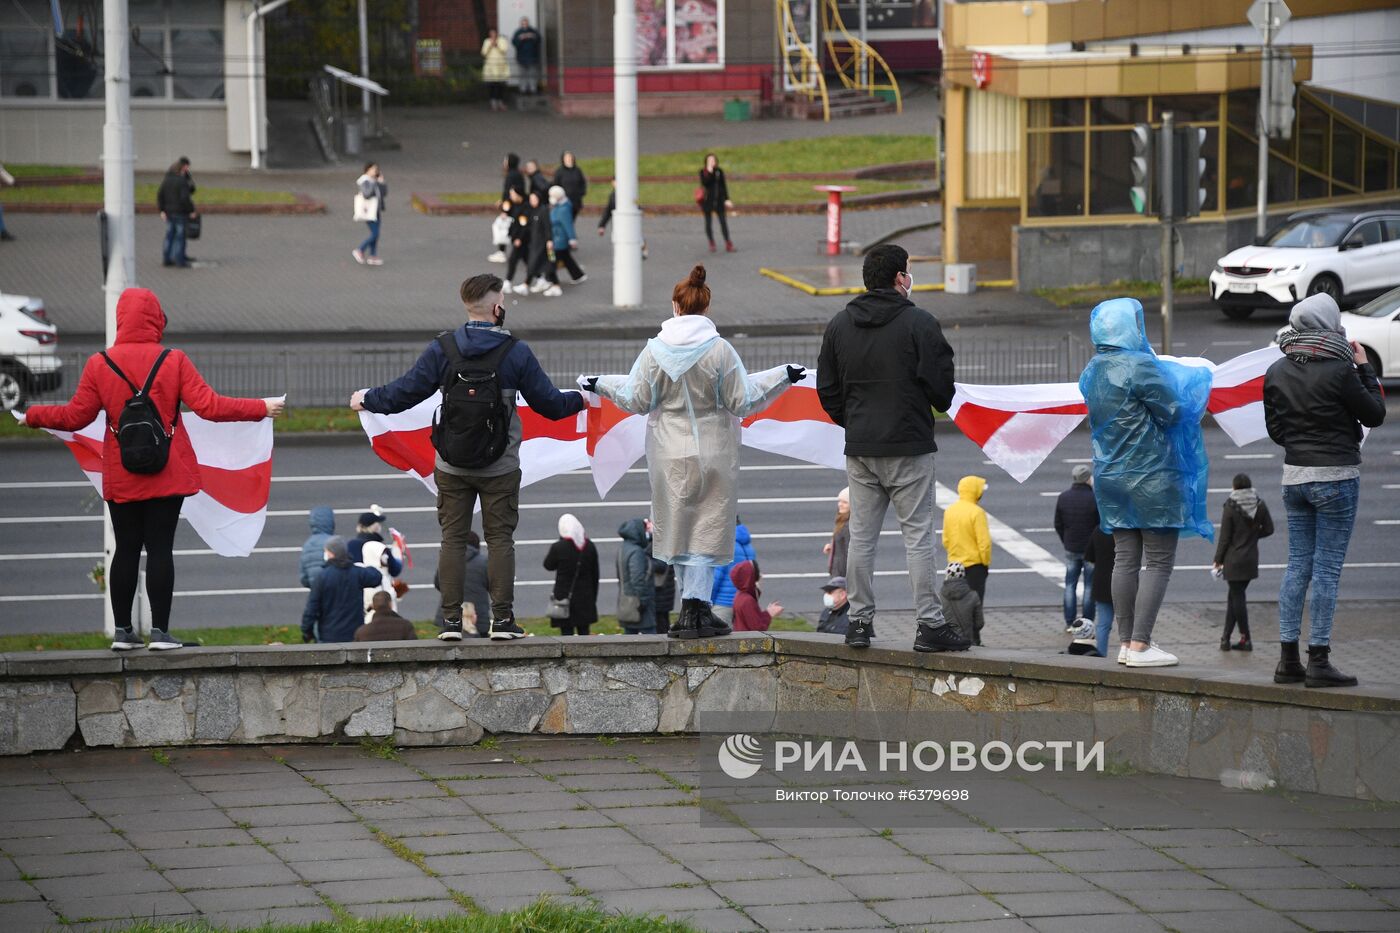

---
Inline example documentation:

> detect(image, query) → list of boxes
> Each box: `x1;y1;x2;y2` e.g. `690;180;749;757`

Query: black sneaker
147;629;186;651
111;627;144;651
698;606;732;637
914;623;971;653
437;621;464;642
488;614;527;640
845;620;874;649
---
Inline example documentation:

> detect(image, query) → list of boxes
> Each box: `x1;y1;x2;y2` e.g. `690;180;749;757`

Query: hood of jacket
1229;487;1260;518
1289;292;1344;333
735;523;751;547
942;576;973;600
729;560;758;596
308;506;335;535
1088;297;1151;353
558;513;586;549
324;536;352;568
648;315;720;380
956;476;986;503
618;518;649;546
844;288;912;329
114;288;167;345
453;323;514;358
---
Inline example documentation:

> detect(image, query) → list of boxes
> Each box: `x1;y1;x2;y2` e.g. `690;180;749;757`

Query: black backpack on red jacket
101;349;178;474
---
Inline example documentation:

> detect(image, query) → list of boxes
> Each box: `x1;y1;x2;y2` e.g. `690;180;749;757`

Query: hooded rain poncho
596;315;792;566
1078;298;1212;540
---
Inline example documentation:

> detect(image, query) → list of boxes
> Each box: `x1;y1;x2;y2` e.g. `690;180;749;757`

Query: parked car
1209;209;1400;320
0;291;61;411
1275;286;1400;379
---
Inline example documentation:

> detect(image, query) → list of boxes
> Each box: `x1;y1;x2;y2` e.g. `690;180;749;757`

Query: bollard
813;185;856;256
945;263;977;295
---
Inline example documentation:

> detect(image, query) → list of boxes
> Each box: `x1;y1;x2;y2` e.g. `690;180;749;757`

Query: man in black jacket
156;159;196;268
1054;463;1100;625
817;243;966;654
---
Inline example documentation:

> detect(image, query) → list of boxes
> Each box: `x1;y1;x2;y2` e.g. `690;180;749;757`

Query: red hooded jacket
729;560;771;632
24;288;268;503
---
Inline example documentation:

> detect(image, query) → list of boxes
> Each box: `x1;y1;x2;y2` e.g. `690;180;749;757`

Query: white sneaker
528;277;548;294
512;282;531;295
543;285;563;297
1125;645;1179;668
1117;645;1128;664
487;250;507;263
351;249;365;264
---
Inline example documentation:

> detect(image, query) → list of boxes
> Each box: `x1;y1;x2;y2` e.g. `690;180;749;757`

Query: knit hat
945;562;965;579
1071;464;1092;484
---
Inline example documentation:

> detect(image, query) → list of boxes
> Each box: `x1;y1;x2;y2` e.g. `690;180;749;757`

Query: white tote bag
353;191;379;222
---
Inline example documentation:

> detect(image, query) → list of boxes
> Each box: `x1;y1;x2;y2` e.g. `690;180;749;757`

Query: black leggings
558;623;592;636
505;241;529;282
549;248;585;283
107;496;184;632
1224;579;1251;640
488;82;505;103
703;206;729;242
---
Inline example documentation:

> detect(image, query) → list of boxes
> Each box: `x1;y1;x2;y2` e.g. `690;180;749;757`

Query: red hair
672;264;710;316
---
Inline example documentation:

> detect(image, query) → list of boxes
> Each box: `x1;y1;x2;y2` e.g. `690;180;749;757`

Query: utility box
945;263;977;294
723;99;751;121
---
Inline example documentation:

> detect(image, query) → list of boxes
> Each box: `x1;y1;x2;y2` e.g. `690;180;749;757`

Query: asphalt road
4;414;1398;636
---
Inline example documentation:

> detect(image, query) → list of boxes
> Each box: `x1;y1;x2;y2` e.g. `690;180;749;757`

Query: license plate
1228;282;1257;294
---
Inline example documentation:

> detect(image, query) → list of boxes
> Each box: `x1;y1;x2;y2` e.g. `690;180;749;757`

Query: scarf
1277;328;1353;364
1228;488;1259;519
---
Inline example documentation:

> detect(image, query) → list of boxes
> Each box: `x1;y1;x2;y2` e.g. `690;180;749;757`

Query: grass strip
0;183;298;205
1033;277;1210;308
576;134;935;179
4;163;91;178
442;177;927;208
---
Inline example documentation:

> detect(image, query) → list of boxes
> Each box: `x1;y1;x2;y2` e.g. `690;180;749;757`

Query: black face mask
492;303;506;328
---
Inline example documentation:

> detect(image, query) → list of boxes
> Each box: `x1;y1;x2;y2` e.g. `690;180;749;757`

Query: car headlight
1214;262;1224;273
1273;263;1306;275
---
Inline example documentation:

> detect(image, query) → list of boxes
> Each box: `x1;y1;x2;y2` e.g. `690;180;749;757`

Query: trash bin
723;99;751;121
342;117;364;156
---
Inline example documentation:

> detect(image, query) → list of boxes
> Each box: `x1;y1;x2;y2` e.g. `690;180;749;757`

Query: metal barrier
14;336;1092;411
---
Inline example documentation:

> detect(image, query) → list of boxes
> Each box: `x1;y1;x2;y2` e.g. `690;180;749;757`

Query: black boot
696;602;731;638
669;599;700;640
1305;645;1358;688
1274;642;1306;684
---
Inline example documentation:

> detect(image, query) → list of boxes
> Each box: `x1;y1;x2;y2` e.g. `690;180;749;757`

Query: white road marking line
1210;340;1257;347
1060;458;1093;464
1383;484;1400;490
1224;453;1275;460
1375;520;1400;526
1023;528;1055;533
935;482;1065;585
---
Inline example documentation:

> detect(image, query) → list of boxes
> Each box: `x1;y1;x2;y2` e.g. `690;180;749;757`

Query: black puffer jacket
1213;497;1274;582
1053;483;1099;554
817;289;956;457
1263;357;1385;466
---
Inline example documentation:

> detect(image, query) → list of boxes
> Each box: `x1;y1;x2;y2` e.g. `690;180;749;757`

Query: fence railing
10;335;1092;411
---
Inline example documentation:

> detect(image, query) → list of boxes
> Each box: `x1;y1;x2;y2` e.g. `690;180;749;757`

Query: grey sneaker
111;628;144;652
147;629;185;651
488;615;527;640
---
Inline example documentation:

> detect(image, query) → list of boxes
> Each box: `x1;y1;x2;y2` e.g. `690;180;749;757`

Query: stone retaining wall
2;634;1396;801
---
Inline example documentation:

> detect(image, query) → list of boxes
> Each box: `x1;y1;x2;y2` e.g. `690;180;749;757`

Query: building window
172;29;223;100
0;28;50;97
635;0;724;70
1028;131;1084;217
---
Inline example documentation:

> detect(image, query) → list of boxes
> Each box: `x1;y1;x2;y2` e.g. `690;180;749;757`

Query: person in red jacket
729;560;783;632
21;288;282;651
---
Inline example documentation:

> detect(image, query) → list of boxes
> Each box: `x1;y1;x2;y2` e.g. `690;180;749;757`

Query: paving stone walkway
2;737;1399;932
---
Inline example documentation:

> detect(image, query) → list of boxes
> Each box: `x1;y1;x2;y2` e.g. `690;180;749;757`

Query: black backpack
431;333;517;469
101;349;177;475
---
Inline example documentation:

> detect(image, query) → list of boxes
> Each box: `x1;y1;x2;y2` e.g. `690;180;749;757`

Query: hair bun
688;264;707;287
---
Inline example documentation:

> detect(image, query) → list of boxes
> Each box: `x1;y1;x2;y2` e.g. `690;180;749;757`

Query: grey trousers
845;453;947;629
1112;529;1179;644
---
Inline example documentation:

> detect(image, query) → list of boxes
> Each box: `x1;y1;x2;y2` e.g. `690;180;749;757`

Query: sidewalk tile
1146;910;1305;932
0;879;41;901
346;899;467;920
292;857;427;883
314;876;450;904
423;850;551;874
801;854;934;875
994;891;1135;918
1027;916;1169;933
1;831;130;856
205;786;331;808
745;901;887;930
713;876;864;907
44;891;195;921
567;861;702;893
199;906;337;928
1045;849;1181;872
164;863;303;889
1120;889;1272;912
123;828;255;850
491;808;615;831
142;844;281;870
836;871;976;901
1241;887;1395;911
1199;865;1348;889
926;853;1059;874
1287;911;1400;932
249;822;375;845
686;858;822;883
14;849;148;879
870;894;1008;925
106;809;235;833
536;843;671;868
513;827;639;849
267;839;400;862
0;901;64;933
184;884;323;911
443;869;573;898
669;907;762;932
442;776;561;795
394;832;523;856
1077;870;1223;891
32;869;171;899
594;886;730;913
1285;845;1400;867
659;841;790;862
223;802;355;827
1163;845;1302;870
954;873;1096;895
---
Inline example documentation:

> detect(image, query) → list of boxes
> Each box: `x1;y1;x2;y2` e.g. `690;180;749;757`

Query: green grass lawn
0;183;298;205
1033;277;1210;308
116;899;702;932
4;163;91;177
0;613;814;652
577;134;936;178
444;177;928;208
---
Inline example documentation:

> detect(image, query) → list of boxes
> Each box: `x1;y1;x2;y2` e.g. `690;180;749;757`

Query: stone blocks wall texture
2;634;1396;802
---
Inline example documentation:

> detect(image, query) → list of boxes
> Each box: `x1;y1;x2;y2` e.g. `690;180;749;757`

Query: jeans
677;563;713;602
1112;529;1179;645
107;496;185;632
1224;579;1251;641
359;220;380;256
1063;551;1094;623
435;467;520;623
162;216;187;265
1279;479;1359;646
623;597;657;635
1094;600;1114;658
846;453;947;630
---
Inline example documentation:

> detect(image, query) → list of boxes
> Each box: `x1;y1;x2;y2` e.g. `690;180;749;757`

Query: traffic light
1129;123;1153;214
1178;126;1208;218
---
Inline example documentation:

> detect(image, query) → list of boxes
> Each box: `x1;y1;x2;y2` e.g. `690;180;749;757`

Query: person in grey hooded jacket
939;562;984;646
299;506;335;588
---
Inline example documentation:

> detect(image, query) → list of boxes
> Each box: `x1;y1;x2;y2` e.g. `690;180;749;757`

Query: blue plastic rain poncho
595;314;792;566
1078;298;1213;540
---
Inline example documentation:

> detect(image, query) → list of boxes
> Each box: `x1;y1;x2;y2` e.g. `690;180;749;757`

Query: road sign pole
1159;110;1175;356
1253;0;1281;240
612;0;643;309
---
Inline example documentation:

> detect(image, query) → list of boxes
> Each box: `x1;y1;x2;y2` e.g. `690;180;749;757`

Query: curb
414;187;941;217
0;193;327;215
11;173;103;187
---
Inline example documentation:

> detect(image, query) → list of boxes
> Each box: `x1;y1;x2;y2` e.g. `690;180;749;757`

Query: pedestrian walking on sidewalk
544;514;600;636
1264;293;1386;688
481;29;511;111
823;486;851;578
1213;473;1274;652
1054;464;1099;624
586;264;800;638
816;243;965;654
352;274;586;641
944;475;991;604
157;159;196;267
699;154;734;253
523;189;554;295
1080;297;1212;670
554;151;588;220
352;162;386;266
20;288;282;651
548;185;586;293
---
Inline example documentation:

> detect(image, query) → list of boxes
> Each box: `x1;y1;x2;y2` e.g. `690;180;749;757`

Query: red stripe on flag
371;427;436;478
739;386;834;428
953;401;1086;447
62;435;104;474
519;404;586;443
197;460;272;514
1207;376;1264;414
586;399;633;457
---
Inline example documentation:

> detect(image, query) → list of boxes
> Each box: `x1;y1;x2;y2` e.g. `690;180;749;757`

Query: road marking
1224;454;1275;460
1210;340;1257;347
935;482;1065;585
1384;484;1400;490
1375;520;1400;526
1024;528;1055;533
1060;458;1093;464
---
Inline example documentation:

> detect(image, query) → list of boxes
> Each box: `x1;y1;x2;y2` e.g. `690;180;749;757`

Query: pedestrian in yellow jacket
943;475;991;602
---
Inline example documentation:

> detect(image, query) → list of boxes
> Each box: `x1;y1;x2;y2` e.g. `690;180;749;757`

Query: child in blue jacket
547;185;586;294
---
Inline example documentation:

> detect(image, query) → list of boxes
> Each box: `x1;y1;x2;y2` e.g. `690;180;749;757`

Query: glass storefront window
1091;97;1146;126
1364;140;1392;192
1225;128;1256;210
1196;127;1220;213
1088;130;1134;214
130;29;167;98
172;29;223;100
1153;95;1218;122
1298;98;1328;173
1267;153;1295;203
1227;91;1256;130
1027;132;1085;216
1298;170;1328;201
1331;122;1361;190
0;29;50;97
1028;98;1084;129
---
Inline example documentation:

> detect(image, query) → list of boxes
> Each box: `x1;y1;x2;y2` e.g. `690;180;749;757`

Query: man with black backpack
352;273;586;641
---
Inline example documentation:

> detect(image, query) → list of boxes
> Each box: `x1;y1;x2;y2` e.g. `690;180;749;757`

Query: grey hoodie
940;575;983;644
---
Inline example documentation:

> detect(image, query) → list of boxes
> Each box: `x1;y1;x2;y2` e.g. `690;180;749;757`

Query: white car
1209;209;1400;320
1273;286;1400;378
0;291;62;410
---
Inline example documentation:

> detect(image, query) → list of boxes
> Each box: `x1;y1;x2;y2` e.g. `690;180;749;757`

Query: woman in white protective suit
585;265;806;638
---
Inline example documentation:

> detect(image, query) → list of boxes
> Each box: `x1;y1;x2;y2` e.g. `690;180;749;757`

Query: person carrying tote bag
543;514;599;636
352;162;386;265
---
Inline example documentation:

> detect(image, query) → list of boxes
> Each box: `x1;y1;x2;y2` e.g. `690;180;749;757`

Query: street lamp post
612;0;643;309
1255;0;1274;241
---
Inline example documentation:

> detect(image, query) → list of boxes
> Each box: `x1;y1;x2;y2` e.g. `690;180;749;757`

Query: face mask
492;303;506;328
323;551;333;563
901;272;913;296
822;593;837;609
